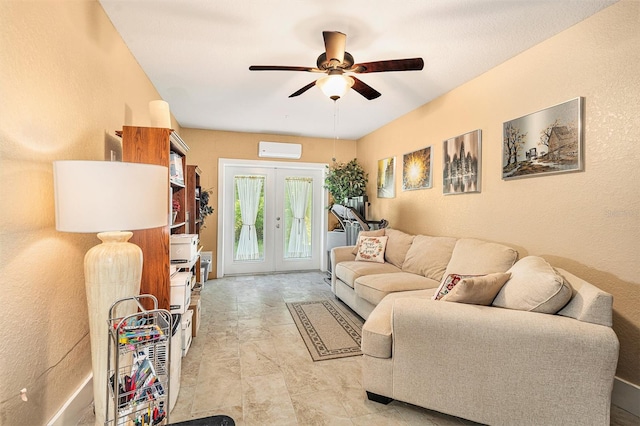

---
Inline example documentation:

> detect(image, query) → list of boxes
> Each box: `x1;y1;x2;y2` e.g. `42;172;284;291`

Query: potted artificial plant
325;159;368;211
199;188;214;228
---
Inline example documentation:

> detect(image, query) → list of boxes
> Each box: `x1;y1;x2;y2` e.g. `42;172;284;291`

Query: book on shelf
169;151;184;184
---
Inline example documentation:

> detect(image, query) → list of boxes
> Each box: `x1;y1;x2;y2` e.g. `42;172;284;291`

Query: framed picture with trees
502;97;583;180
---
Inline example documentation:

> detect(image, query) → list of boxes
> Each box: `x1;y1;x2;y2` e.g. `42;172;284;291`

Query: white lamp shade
316;74;355;100
53;161;168;233
149;100;172;128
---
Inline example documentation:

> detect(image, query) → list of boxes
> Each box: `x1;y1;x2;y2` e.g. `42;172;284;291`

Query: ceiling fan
249;31;424;101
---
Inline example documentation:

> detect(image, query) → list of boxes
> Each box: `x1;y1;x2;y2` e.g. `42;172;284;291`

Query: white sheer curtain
285;177;312;258
235;176;263;260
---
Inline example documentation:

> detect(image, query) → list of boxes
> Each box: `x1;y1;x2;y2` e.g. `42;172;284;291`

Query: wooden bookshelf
120;126;188;310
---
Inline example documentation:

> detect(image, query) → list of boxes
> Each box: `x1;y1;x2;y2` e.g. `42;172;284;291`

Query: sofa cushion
443;238;518;278
355;272;440;305
383;228;415;269
361;289;436;359
334;261;402;289
351;229;386;255
402;235;458;281
355;235;388;263
493;256;572;314
441;272;511;305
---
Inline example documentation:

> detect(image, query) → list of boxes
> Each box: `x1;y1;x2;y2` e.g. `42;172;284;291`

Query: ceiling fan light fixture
316;74;354;101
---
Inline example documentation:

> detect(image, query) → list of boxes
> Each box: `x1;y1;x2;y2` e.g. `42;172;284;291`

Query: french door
220;160;326;275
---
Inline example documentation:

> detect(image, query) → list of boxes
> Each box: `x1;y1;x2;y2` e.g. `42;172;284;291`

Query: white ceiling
99;0;616;140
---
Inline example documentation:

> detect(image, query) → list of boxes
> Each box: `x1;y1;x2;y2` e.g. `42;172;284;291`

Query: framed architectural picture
402;146;432;191
377;156;396;198
443;129;481;195
502;97;583;180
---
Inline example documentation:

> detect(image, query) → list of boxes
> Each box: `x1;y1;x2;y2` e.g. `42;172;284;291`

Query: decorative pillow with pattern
432;274;479;300
441;272;512;305
355;236;389;263
351;229;386;255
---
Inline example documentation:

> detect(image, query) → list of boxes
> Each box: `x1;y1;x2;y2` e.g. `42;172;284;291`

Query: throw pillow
351;229;386;255
432;273;479;300
355;236;388;263
440;272;512;305
492;256;573;314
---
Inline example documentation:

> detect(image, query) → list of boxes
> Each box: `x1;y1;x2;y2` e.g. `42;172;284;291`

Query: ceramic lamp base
84;231;142;425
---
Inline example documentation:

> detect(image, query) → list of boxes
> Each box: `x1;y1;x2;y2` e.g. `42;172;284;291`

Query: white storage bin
181;309;193;357
170;234;199;262
170;272;191;314
200;260;211;284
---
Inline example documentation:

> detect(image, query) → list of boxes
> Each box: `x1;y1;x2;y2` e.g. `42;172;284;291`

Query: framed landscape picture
443;130;481;195
402;146;432;191
502;97;583;180
377;156;396;198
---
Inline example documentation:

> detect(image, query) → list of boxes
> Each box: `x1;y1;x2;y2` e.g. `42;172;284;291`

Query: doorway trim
217;158;328;278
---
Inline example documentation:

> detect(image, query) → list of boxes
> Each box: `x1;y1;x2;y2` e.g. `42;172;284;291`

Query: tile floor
81;271;638;425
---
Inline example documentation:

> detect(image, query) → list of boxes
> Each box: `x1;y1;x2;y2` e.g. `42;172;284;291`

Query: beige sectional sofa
330;228;620;426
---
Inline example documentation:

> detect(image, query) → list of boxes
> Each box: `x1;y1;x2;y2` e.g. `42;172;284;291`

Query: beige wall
0;1;181;423
357;0;639;385
180;128;357;274
0;0;637;423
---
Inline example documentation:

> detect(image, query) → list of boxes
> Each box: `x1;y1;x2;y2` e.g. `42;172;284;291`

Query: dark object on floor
366;391;393;405
170;415;235;426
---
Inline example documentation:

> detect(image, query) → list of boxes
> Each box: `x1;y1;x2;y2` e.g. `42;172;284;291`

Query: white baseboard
46;374;93;426
612;376;640;417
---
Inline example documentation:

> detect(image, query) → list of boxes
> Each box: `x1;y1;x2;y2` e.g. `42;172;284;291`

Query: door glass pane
283;177;312;259
233;175;265;261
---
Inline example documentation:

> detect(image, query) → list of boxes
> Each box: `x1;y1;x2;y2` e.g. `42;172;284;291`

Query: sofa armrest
331;245;357;264
389;298;619;425
330;246;356;290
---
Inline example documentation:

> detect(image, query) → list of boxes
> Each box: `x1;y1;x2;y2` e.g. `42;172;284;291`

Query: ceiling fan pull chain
332;101;339;161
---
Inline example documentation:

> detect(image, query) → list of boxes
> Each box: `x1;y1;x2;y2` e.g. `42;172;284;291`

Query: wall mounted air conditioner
258;141;302;159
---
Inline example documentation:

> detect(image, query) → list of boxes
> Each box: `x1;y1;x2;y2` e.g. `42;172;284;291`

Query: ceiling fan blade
351;76;381;100
350;58;424;73
323;31;346;64
249;65;318;72
289;81;317;98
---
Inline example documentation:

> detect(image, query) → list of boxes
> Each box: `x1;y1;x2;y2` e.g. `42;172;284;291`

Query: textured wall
357;0;639;385
1;1;637;423
180;128;357;275
0;1;178;423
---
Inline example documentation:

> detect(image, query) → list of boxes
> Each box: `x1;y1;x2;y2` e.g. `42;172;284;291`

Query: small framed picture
377;156;396;198
502;97;583;180
402;146;432;191
443;129;481;195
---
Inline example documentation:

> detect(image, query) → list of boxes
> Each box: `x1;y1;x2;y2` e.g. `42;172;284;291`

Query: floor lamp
53;160;168;425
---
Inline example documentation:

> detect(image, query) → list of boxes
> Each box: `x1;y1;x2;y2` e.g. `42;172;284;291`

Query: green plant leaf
324;158;368;206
